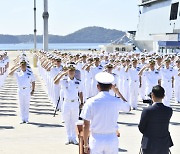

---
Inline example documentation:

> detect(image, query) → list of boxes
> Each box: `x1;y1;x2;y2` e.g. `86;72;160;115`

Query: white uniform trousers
145;84;154;99
0;75;4;88
62;101;79;141
122;80;130;102
139;76;146;100
174;81;180;103
18;89;31;122
52;84;60;107
162;81;172;107
89;133;118;154
85;80;91;101
91;80;98;97
129;80;139;109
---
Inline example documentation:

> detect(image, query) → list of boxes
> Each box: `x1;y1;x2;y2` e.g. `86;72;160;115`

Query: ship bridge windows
170;2;179;20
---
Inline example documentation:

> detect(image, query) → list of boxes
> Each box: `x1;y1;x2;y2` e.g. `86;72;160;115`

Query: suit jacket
138;103;173;154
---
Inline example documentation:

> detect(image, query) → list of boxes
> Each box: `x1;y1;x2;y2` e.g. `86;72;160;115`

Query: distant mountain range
0;26;129;44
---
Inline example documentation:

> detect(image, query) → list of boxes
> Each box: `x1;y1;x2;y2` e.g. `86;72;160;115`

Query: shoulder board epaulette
75;81;80;84
155;70;159;74
76;79;81;81
27;69;32;72
112;73;116;76
27;73;31;75
136;67;141;71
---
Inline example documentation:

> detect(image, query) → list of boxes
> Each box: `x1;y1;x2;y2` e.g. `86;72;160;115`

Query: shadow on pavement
170;122;180;126
0;113;17;116
0;126;15;129
117;122;138;127
28;122;64;128
30;111;54;115
118;148;128;152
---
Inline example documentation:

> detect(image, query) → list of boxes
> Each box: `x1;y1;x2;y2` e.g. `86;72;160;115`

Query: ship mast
43;0;49;52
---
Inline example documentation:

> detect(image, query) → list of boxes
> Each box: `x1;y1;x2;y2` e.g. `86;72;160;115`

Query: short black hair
152;85;165;99
98;82;112;91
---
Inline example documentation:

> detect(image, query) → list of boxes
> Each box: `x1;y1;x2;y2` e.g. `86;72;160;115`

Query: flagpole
43;0;49;52
33;0;38;67
34;0;37;51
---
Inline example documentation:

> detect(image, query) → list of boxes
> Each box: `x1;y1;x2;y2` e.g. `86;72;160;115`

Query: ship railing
139;0;165;6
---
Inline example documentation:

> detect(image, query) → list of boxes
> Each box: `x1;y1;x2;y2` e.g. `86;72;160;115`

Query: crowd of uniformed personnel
35;50;180;108
35;50;180;145
1;50;180;149
0;51;9;88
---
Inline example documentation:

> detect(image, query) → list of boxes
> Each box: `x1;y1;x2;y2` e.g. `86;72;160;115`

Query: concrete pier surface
0;51;179;154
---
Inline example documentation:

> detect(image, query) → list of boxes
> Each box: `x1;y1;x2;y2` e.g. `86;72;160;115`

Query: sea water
0;43;107;51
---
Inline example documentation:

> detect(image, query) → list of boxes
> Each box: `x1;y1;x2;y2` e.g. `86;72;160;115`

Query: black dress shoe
72;140;79;145
20;121;26;124
65;140;72;145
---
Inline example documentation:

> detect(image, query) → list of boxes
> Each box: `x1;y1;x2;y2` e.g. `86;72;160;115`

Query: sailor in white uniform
159;58;175;106
50;58;63;107
84;57;103;97
174;59;180;103
138;56;147;100
126;58;141;109
55;63;83;145
0;54;5;88
139;59;161;99
105;63;127;101
9;60;35;124
80;72;130;154
122;59;131;102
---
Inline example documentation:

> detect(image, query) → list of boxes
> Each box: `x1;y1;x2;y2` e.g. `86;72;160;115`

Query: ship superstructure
134;0;180;54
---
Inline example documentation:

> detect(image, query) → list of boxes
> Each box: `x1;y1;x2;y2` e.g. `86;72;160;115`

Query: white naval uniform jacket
160;67;175;84
128;66;141;83
60;77;83;101
80;91;130;134
14;70;35;92
143;69;161;87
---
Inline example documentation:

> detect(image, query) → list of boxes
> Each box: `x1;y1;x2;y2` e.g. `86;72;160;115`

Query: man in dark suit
138;85;173;154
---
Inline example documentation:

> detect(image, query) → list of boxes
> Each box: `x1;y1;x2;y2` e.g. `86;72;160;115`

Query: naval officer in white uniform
55;63;83;145
80;72;130;154
9;60;35;124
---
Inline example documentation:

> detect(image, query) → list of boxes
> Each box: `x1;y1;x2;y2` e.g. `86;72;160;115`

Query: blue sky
0;0;139;35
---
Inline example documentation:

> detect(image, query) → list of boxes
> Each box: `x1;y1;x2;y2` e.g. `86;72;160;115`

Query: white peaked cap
95;72;114;84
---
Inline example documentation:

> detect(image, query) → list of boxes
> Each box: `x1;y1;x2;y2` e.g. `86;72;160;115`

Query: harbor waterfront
0;50;179;154
0;43;107;51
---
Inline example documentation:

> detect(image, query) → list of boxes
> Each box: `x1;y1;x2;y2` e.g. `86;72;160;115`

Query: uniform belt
64;99;78;102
